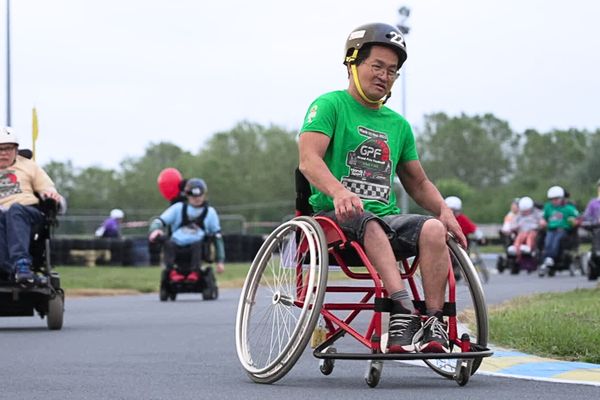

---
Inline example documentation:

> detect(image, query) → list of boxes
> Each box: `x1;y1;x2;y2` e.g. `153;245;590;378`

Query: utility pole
5;0;11;126
396;6;411;213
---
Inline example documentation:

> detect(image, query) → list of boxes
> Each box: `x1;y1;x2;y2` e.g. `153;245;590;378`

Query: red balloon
157;168;183;201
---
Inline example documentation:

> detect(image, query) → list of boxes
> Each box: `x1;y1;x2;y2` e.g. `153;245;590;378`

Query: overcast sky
2;0;599;169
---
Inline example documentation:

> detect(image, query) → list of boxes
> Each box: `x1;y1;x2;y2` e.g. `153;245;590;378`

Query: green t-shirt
543;202;579;230
299;90;418;216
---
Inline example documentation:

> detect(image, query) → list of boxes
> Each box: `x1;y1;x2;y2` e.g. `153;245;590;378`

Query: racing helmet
546;185;565;199
518;196;534;211
444;196;462;211
110;209;125;219
0;126;19;145
184;178;207;197
344;23;408;69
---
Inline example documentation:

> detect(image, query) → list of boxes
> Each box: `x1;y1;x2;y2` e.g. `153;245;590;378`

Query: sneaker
169;270;185;283
14;259;34;284
186;271;199;282
417;315;450;353
387;313;422;353
34;274;49;286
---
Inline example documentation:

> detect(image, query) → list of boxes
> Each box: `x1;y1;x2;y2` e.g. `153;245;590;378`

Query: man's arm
298;132;363;221
397;160;467;247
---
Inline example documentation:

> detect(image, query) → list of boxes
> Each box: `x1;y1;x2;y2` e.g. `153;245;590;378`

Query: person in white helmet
0;127;64;285
510;196;542;260
538;185;579;273
95;208;125;238
298;23;465;354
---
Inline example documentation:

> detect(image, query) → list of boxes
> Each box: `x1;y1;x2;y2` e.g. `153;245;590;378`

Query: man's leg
362;220;422;353
186;241;203;282
417;218;449;313
0;212;11;277
5;204;43;283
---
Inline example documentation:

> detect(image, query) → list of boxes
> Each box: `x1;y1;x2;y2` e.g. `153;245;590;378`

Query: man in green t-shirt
538;185;579;274
298;23;465;354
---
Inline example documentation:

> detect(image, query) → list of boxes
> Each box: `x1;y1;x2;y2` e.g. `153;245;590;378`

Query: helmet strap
350;64;390;107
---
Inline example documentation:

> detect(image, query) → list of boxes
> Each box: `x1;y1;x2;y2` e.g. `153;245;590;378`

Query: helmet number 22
388;31;405;46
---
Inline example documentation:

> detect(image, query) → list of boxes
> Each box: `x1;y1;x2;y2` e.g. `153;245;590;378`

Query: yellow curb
480;355;549;372
554;368;600;381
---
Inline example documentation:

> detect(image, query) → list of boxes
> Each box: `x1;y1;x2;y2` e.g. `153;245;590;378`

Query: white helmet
0;126;19;145
110;208;124;219
444;196;462;211
546;186;565;199
518;196;534;211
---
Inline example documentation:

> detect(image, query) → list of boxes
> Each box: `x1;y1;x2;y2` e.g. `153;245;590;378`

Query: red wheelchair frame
235;171;491;387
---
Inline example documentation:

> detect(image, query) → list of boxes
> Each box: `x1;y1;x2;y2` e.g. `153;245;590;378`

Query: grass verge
488;287;600;364
56;263;353;295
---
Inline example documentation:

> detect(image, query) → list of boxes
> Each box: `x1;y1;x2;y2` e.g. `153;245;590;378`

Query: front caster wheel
319;347;336;375
365;360;383;388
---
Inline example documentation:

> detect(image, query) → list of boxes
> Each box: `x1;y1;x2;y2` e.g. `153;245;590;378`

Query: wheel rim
235;218;327;381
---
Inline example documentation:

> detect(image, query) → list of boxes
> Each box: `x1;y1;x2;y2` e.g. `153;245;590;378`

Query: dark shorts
316;211;433;259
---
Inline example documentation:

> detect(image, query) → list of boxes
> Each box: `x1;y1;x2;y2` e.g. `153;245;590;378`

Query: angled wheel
159;286;169;302
47;291;64;330
235;216;328;384
422;238;488;379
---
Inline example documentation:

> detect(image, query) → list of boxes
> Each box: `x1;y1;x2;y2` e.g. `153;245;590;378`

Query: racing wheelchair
157;236;219;301
0;177;65;329
235;170;491;387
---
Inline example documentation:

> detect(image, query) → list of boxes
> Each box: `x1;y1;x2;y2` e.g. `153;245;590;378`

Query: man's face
355;45;399;102
187;193;205;207
0;144;17;169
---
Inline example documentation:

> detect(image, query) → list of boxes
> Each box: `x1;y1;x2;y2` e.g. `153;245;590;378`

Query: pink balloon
157;168;183;201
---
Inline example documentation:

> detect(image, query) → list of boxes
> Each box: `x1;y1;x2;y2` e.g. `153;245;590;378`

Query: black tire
588;259;599;281
159;286;168;302
202;268;219;300
47;292;64;330
496;256;505;274
169;292;177;301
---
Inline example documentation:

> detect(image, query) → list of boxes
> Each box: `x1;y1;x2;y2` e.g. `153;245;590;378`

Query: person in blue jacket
148;178;225;282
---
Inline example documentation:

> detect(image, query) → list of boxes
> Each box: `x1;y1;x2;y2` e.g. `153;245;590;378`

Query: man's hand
439;207;467;248
216;262;225;274
149;229;164;242
41;190;62;202
332;188;364;221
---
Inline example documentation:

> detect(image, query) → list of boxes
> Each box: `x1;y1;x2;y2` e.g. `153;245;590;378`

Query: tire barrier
50;234;266;266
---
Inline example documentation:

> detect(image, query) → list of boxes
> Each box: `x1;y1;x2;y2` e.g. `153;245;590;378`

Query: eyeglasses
364;62;399;80
186;191;204;197
0;145;17;153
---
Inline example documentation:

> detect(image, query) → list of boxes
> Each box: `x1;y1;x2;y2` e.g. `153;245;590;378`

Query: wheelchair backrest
295;168;313;216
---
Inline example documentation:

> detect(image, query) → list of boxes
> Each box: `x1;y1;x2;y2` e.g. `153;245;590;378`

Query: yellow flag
32;107;39;160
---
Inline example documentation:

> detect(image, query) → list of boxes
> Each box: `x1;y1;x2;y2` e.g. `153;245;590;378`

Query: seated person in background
500;198;519;245
444;196;485;246
582;178;600;224
539;185;579;271
510;196;542;259
148;178;225;281
95;208;125;238
0;127;64;284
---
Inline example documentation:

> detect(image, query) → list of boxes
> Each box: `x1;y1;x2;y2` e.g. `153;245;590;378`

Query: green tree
417;113;518;187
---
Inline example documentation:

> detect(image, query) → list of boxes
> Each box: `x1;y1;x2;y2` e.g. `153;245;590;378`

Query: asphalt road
0;259;598;400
